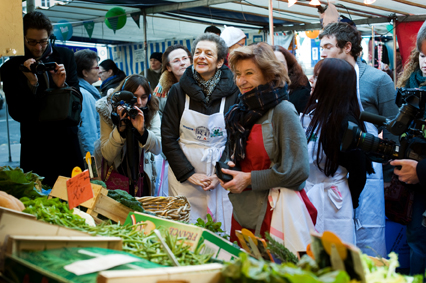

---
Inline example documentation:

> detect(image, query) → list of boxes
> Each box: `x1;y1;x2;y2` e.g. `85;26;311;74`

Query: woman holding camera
302;58;373;244
220;43;316;254
95;74;161;196
161;33;239;232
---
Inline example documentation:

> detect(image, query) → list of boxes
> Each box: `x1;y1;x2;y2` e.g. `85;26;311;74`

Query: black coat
0;45;84;186
161;65;239;182
100;69;126;97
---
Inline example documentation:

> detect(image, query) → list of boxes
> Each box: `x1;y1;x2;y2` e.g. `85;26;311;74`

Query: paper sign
66;170;94;209
64;254;141;275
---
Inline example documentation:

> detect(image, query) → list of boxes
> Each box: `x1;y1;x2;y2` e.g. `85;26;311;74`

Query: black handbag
38;86;83;126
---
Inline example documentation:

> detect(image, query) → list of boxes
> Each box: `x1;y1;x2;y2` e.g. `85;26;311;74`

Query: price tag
66;170;94;209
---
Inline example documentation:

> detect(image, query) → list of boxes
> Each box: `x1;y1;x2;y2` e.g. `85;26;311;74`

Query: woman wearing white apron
302;58;373;244
161;33;239;233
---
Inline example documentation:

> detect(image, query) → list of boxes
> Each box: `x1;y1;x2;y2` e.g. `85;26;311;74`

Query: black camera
20;61;56;74
341;88;426;163
111;90;139;119
215;161;241;182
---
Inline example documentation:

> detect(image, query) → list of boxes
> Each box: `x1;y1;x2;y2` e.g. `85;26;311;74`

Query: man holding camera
0;11;83;186
390;20;426;277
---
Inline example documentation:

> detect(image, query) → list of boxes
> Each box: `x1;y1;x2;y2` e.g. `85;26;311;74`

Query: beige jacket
94;92;162;195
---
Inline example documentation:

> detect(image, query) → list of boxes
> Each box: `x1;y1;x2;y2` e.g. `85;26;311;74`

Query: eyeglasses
99;71;105;74
91;66;100;70
25;37;49;46
237;43;245;47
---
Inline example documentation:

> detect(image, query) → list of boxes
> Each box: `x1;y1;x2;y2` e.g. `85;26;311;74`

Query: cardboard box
97;263;224;283
50;176;133;224
5;235;122;256
125;212;242;261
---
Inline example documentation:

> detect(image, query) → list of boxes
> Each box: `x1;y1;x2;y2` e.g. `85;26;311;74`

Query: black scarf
225;82;288;163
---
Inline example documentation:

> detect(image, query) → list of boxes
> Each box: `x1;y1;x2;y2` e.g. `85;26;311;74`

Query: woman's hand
219;161;251;194
116;106;128;133
129;106;145;135
202;175;219;191
188;173;211;188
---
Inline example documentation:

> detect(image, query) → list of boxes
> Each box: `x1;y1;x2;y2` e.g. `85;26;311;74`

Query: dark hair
23;11;53;36
228;42;290;88
319;22;362;59
204;25;221;35
161;44;192;73
192;33;228;62
272;45;308;91
99;59;119;75
114;75;159;128
417;21;426;51
303;58;364;176
313;59;324;78
74;49;99;78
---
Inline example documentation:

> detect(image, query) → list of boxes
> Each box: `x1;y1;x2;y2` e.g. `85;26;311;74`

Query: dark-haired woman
273;45;311;113
99;59;127;97
302;58;373;244
95;75;161;196
153;44;192;196
162;33;239;232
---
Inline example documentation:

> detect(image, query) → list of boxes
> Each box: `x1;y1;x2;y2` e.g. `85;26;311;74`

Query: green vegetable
107;189;145;212
90;180;107;188
195;214;229;240
0;166;44;199
265;232;298;264
222;252;351;283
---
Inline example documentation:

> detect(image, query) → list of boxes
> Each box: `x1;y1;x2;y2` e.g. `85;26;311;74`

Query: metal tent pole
143;10;149;74
269;0;274;45
393;19;397;87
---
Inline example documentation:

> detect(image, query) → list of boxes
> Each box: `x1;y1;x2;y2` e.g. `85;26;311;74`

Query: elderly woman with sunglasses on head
95;75;161;197
220;43;316;254
161;33;239;233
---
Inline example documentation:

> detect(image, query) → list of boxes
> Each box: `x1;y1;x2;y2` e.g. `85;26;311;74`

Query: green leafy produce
21;196;211;266
265;232;299;265
362;253;423;283
222;252;351;283
90;179;107;188
107;189;145;212
0;166;44;199
20;197;87;227
195;214;230;240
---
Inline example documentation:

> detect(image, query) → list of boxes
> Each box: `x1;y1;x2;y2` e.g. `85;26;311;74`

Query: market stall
0;165;424;283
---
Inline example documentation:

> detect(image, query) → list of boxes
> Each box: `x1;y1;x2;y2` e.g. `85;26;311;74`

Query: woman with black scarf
220;43;316;255
161;33;239;234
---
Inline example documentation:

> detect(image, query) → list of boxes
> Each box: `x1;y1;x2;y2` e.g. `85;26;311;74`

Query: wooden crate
6;235;123;256
50;176;133;224
97;263;224;283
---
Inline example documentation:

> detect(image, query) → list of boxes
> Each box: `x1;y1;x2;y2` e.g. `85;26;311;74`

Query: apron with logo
168;95;232;234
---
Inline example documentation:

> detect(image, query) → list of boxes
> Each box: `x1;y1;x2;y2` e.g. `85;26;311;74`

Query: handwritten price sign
66;170;94;209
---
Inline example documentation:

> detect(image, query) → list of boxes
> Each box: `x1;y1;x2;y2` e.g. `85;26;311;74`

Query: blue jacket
78;78;101;155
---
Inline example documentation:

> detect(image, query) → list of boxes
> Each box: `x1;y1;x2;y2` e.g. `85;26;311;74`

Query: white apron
355;64;386;257
302;114;355;244
168;95;232;234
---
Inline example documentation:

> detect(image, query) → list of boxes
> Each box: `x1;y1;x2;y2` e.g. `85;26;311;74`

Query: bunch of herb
195;214;230;240
107;189;145;212
265;232;298;264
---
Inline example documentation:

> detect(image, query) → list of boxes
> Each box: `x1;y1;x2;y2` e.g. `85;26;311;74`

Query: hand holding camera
20;60;65;88
112;91;146;135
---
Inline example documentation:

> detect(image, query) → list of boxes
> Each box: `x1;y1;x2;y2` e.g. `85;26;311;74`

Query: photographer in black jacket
389;20;426;278
0;11;83;186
